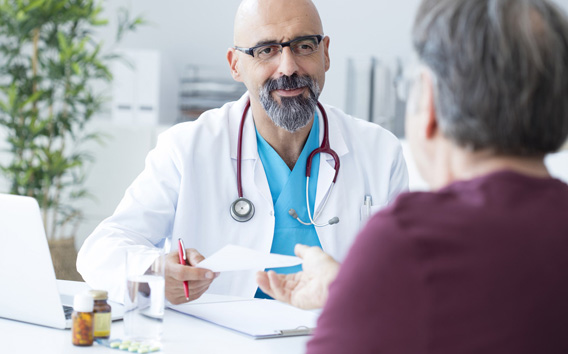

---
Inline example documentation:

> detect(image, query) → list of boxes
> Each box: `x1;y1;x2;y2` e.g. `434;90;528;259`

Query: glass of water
124;247;165;345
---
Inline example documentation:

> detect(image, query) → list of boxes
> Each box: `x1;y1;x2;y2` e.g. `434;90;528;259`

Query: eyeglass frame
234;34;324;58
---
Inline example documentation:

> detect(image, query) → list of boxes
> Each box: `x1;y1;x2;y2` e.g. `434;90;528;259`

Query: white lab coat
77;93;408;303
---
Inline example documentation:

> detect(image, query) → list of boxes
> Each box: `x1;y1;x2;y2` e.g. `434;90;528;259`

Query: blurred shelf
178;66;247;122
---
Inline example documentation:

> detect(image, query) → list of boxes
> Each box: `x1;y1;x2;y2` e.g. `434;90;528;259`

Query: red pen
177;238;190;301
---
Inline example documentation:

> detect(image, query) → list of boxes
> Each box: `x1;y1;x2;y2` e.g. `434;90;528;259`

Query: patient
257;0;568;352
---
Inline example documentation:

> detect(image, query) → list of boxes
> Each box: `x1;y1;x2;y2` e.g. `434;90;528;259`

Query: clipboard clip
277;326;314;336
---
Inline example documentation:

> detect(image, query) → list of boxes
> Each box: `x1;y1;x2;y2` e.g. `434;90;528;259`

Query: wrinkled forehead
234;0;323;46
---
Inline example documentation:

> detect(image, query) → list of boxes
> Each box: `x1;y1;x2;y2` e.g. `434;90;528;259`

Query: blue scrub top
254;114;322;298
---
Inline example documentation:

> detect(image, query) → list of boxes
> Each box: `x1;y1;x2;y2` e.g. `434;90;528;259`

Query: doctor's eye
255;45;280;59
292;39;318;55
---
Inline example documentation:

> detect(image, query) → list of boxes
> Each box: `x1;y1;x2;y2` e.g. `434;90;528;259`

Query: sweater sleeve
306;208;427;354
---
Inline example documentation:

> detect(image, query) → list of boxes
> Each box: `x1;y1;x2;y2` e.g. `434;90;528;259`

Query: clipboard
168;295;319;339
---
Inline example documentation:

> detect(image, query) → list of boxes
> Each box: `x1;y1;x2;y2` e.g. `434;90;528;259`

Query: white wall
94;0;241;124
314;0;421;110
94;0;568;124
94;0;424;124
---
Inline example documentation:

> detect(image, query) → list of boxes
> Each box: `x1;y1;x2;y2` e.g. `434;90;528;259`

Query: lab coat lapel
314;156;335;216
229;93;255;160
253;158;272;207
228;93;272;207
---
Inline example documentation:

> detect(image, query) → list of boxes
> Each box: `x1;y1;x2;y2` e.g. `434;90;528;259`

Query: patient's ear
422;71;438;140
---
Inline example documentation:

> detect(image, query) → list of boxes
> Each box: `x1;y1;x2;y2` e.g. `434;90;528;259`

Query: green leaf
16;10;26;21
22;0;44;12
22;90;43;108
57;31;69;58
71;62;80;75
91;19;108;26
7;83;18;109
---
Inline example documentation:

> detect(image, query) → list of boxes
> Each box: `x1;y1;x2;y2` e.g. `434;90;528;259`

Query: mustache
263;74;316;94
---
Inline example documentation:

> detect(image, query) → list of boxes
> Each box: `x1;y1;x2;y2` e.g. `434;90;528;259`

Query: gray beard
259;75;321;133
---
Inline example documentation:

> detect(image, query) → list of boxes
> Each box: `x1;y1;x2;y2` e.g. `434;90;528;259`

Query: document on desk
169;294;319;339
195;244;302;272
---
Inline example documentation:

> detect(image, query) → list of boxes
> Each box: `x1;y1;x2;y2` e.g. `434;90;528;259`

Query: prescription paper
195;244;302;272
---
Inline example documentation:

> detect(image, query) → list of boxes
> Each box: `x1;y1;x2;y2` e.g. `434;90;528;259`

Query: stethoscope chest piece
230;197;255;222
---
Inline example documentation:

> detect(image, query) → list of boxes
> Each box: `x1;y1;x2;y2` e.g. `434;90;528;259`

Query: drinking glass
124;247;165;345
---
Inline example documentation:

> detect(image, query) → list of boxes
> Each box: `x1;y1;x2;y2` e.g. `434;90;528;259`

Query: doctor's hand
256;244;340;310
165;248;217;304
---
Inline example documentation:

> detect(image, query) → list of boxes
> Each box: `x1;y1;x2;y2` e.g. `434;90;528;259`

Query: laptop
0;193;123;329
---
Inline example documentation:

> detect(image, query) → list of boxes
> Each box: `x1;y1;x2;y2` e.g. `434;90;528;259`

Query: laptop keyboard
63;305;73;320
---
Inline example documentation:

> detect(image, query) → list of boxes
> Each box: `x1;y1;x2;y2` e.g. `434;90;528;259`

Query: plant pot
48;238;84;281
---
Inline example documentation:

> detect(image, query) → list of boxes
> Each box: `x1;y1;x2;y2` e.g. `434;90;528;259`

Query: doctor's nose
276;47;300;77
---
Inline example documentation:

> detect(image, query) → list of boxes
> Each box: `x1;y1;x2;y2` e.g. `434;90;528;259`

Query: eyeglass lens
254;36;320;60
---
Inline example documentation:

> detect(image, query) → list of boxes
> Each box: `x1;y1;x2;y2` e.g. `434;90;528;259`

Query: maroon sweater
308;170;568;354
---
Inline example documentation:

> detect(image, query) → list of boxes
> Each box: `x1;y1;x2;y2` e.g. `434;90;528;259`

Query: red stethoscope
230;99;340;226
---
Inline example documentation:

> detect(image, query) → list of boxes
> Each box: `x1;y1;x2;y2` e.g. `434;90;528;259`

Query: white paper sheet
169;294;318;338
195;244;302;272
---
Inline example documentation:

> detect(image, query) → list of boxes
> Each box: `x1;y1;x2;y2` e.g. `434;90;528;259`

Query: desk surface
0;281;309;354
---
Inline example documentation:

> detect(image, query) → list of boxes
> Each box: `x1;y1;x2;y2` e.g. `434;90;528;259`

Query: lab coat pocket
360;204;385;229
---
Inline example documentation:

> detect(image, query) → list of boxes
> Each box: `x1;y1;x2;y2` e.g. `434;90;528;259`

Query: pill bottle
72;293;94;346
89;289;112;339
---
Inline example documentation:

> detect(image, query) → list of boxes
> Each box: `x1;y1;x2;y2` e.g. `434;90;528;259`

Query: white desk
0;281;309;354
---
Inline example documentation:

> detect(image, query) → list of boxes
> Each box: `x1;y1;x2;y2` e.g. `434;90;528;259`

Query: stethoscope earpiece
230;197;255;222
289;208;340;227
328;216;340;225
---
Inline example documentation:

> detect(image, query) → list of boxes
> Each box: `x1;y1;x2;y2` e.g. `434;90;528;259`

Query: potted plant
0;0;144;280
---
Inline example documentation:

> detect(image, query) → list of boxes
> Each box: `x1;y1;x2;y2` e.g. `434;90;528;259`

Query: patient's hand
256;244;340;310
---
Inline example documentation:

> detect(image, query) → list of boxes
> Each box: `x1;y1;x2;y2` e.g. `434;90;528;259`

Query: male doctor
77;0;408;304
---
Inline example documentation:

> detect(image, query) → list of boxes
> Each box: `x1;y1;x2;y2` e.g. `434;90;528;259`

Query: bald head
233;0;323;45
227;0;331;127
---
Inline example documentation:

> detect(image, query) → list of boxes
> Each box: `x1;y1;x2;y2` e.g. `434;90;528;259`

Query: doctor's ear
323;36;331;72
227;48;243;82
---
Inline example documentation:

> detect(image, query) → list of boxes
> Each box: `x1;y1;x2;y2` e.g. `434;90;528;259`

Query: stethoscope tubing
236;100;251;198
237;99;339;197
233;98;340;225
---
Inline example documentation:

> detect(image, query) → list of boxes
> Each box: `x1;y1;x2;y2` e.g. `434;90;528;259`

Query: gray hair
413;0;568;155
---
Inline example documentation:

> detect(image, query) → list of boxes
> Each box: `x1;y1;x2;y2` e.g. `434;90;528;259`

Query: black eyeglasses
234;35;323;61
